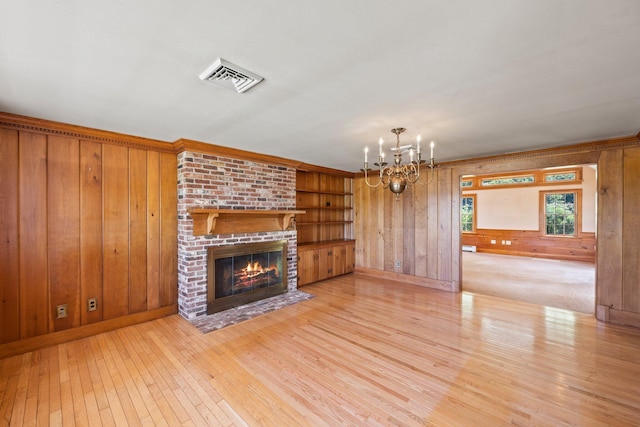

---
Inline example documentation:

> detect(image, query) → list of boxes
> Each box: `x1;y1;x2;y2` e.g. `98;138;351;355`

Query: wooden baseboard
608;307;640;328
355;267;458;292
0;305;177;359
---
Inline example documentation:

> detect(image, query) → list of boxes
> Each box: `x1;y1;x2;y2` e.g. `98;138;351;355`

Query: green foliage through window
545;172;576;182
461;196;475;232
481;176;534;186
544;192;576;236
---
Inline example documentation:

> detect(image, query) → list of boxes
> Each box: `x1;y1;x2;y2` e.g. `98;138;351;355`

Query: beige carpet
462;252;595;314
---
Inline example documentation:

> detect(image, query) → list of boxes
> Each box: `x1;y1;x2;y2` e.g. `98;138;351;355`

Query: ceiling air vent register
199;58;264;93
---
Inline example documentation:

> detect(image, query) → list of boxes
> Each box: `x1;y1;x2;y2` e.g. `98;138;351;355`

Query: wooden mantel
188;209;306;236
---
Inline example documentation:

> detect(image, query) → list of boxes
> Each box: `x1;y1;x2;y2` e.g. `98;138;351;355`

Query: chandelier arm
362;167;383;188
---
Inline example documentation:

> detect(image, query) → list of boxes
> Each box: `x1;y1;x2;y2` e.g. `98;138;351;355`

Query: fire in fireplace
207;240;288;314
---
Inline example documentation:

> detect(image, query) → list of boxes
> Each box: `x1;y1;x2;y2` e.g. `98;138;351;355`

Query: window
481;175;535;186
544;172;577;182
540;190;581;237
461;195;476;233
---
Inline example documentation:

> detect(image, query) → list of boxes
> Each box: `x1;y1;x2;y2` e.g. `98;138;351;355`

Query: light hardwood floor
2;274;640;426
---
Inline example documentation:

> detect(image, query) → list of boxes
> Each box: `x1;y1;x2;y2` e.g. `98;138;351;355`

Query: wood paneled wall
0;117;178;345
355;136;640;328
354;168;458;291
597;145;640;326
462;229;596;262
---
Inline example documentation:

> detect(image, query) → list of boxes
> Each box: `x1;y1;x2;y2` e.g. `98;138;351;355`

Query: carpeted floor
190;290;314;333
462;252;595;314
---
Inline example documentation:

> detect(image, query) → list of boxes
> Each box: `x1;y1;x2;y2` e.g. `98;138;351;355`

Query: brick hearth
176;150;297;320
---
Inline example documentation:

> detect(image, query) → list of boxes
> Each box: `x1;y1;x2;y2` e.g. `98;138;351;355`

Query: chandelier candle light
362;127;436;199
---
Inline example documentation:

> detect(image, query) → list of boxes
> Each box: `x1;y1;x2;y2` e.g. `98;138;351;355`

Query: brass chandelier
361;127;436;198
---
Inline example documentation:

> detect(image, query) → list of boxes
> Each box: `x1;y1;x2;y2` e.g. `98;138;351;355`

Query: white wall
464;166;596;232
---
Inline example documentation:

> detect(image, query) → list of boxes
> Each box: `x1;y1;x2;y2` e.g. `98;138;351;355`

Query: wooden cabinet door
333;245;345;276
318;247;333;281
345;242;355;273
298;249;319;286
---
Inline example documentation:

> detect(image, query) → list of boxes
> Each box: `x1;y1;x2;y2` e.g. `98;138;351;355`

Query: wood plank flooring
2;273;640;426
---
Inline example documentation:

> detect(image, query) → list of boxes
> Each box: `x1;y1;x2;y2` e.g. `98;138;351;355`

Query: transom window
481;175;535;186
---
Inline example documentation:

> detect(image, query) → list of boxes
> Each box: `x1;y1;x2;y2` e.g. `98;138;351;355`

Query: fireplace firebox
207;240;288;314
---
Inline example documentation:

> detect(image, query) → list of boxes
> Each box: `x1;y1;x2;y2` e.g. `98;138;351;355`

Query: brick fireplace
176;149;298;320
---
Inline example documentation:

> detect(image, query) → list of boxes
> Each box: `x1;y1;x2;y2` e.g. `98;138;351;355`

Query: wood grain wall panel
102;144;130;320
413;177;428;278
146;151;161;310
354;178;366;268
402;187;415;275
47;136;81;332
597;149;624;310
18;132;49;339
461;229;597;262
426;171;439;279
0;114;179;346
622;147;640;312
128;149;148;314
437;168;452;282
80;141;103;324
383;187;395;272
450;175;461;291
160;152;177;307
0;129;20;343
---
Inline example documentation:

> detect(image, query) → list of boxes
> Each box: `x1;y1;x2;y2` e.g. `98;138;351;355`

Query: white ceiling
1;1;639;172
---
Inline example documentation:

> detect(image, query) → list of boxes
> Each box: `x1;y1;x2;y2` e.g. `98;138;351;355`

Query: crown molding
0;112;174;153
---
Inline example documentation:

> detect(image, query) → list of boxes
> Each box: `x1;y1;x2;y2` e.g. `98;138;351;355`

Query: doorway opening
460;164;596;314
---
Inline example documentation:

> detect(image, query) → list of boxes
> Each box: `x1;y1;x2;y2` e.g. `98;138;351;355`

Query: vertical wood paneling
47;136;81;332
103;144;130;320
413;176;428;278
129;149;148;314
403;187;415;275
437;168;452;282
622;147;640;311
19;132;49;338
0;129;20;343
450;173;461;291
80;141;103;324
354;178;366;268
597;149;624;309
146;151;161;310
383;189;395;272
427;171;439;279
160;152;177;307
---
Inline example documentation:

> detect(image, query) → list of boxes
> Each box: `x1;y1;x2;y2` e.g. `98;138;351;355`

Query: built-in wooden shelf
188;209;306;236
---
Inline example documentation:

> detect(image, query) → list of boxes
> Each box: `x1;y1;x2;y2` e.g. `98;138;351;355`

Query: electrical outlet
87;298;98;312
56;304;68;319
501;240;506;245
395;260;401;268
506;240;512;245
490;240;496;244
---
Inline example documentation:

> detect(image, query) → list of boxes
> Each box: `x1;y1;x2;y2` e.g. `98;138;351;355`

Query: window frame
539;189;582;238
461;194;477;234
461;167;583;190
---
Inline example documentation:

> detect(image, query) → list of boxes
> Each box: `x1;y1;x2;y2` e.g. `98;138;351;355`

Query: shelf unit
296;169;355;286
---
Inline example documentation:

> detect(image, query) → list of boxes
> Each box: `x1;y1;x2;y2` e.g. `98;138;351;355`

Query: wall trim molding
441;134;640;168
0;305;177;359
355;267;457;292
0;112;175;153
